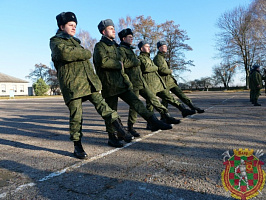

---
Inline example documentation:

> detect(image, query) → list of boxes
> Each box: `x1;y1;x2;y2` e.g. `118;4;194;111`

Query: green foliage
33;78;49;96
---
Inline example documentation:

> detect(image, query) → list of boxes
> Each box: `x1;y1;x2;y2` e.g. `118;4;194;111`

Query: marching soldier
50;12;135;159
154;41;204;114
93;19;172;142
250;65;263;106
138;41;195;120
118;28;180;137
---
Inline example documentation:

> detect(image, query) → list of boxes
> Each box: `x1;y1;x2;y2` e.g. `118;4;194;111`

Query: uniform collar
140;52;150;57
157;51;166;57
100;36;119;47
120;41;135;49
55;30;81;43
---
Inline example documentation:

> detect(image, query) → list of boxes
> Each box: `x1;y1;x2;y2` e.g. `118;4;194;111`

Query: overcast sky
0;0;251;86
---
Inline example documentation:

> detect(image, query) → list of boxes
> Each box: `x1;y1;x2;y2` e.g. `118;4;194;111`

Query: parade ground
0;91;265;200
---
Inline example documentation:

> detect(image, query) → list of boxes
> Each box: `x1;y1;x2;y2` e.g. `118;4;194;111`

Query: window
20;85;24;92
1;84;6;92
13;85;17;92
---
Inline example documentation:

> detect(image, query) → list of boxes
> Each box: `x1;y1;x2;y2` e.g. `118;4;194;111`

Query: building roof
0;72;29;83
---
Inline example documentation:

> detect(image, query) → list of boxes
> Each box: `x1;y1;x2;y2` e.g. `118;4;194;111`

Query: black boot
161;112;181;124
74;140;88;159
254;101;261;106
108;132;123;147
188;103;205;113
146;123;152;130
128;123;140;137
177;104;196;118
147;114;172;132
112;118;134;143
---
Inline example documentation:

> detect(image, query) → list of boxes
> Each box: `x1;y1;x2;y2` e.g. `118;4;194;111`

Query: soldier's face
103;26;116;40
159;45;167;53
141;44;150;53
123;35;133;45
61;21;76;37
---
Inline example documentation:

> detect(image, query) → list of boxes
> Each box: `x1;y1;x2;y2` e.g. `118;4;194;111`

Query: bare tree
133;15;163;56
26;63;49;83
160;20;194;76
76;29;97;53
116;16;135;43
249;0;266;65
46;62;60;95
117;15;135;31
216;3;264;88
212;62;236;89
117;16;194;78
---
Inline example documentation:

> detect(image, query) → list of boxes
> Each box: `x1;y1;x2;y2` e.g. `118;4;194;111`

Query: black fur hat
118;28;133;41
56;12;77;29
252;65;260;70
138;40;149;50
157;41;167;49
98;19;114;34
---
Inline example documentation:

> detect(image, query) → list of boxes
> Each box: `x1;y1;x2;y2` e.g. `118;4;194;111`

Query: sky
0;0;252;86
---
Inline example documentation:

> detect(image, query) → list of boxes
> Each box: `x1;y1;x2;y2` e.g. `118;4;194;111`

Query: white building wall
0;82;28;96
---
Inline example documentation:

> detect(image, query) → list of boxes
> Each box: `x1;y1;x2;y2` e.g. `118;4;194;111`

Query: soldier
138;41;196;120
93;19;172;140
50;12;135;159
118;28;180;137
154;41;204;114
249;65;263;106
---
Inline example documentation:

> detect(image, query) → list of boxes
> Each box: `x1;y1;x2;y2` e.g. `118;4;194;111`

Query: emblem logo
221;149;265;200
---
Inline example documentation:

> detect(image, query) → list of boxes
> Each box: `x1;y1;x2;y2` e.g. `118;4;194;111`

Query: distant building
0;72;29;96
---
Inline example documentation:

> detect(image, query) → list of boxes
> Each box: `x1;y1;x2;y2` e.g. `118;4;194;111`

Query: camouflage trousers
128;87;168;125
105;90;154;133
250;89;260;102
161;85;192;108
146;88;182;112
67;92;119;141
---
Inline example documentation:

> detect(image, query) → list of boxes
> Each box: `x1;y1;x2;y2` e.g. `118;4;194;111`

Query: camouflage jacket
138;52;166;94
50;31;102;104
250;70;263;90
118;42;146;91
153;51;177;89
93;36;133;98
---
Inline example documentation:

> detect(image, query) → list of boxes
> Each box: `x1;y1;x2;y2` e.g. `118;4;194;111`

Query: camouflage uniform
93;36;154;134
118;42;169;126
50;31;119;141
154;51;192;105
250;68;263;105
138;52;184;112
154;51;204;113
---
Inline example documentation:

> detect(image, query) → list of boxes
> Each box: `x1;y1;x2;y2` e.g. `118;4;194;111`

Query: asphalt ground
0;91;265;200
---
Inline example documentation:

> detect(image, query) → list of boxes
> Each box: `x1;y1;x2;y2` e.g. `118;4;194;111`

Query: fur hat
98;19;114;34
138;40;149;50
252;65;260;70
56;12;77;29
157;41;167;49
118;28;133;41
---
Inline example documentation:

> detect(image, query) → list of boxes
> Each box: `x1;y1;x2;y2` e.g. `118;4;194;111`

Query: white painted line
187;95;236;118
0;130;160;198
0;95;236;198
